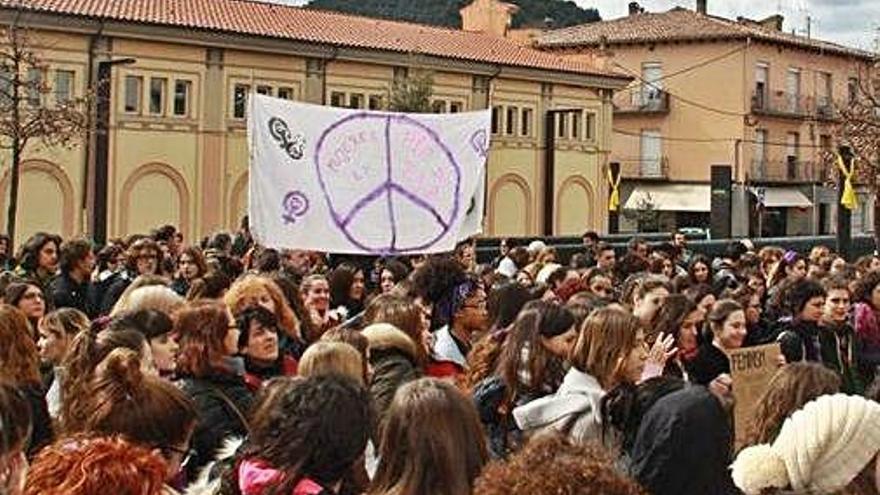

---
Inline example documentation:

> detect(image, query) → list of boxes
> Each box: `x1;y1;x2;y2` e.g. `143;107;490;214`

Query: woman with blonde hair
36;308;90;418
109;274;168;316
298;341;366;386
370;378;488;495
513;306;648;447
225;275;304;358
116;285;185;316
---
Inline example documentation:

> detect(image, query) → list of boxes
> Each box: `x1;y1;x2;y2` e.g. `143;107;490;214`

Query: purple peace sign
315;113;461;254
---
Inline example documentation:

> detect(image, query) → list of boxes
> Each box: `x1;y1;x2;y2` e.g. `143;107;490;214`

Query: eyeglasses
163;445;196;467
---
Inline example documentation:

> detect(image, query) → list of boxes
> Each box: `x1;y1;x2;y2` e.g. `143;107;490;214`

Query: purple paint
470;129;488;158
282;191;310;224
314;113;462;254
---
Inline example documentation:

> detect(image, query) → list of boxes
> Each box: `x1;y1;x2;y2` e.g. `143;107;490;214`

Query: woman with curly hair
685;255;713;288
370;378;488;495
225;275;304;359
5;282;47;338
171;246;208;297
77;348;198;491
13;232;61;293
221;375;371;495
745;362;840;446
0;383;31;495
853;270;880;385
175;300;253;480
36;308;89;418
23;435;168;495
0;305;53;457
474;433;645;495
650;294;702;378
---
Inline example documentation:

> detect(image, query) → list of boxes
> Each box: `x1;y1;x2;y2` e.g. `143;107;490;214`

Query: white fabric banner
248;95;489;255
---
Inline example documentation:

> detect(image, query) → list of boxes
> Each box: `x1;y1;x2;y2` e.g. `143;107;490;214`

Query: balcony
614;89;670;115
619;157;670;180
751;90;813;119
814;97;839;121
750;158;820;183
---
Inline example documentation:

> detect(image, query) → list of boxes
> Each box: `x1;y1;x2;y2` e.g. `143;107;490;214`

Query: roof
538;7;874;59
0;0;629;81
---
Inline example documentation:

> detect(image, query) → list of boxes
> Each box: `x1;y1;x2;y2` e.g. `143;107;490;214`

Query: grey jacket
512;368;606;445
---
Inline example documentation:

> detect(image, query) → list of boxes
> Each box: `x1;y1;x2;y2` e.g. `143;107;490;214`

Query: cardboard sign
729;343;781;448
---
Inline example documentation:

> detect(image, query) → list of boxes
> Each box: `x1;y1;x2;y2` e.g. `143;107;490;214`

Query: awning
623;184;711;212
754;187;813;208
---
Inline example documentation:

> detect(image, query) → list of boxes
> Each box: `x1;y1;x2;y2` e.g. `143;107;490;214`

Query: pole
91;61;111;246
543;111;556;236
609;161;620;234
836;145;853;260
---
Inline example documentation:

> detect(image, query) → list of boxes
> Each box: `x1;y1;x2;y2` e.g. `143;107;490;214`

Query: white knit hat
731;394;880;495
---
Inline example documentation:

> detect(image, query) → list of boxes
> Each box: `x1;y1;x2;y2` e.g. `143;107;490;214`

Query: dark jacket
686;343;729;386
179;369;253;480
363;325;421;434
19;382;53;458
629;385;736;495
243;355;298;392
169;278;190;297
50;272;95;318
776;319;821;364
818;322;866;394
99;270;135;315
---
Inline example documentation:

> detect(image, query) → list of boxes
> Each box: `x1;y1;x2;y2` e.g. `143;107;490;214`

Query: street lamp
90;57;136;246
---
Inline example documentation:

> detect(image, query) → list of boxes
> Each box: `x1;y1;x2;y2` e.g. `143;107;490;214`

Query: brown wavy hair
79;348;197;451
23;435;167;495
747;362;841;447
0;304;41;385
363;294;427;366
474;433;645;495
569;307;642;390
174;300;235;378
224;275;301;341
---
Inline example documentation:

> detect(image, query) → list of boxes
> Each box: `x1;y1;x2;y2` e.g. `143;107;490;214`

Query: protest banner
248;94;489;255
729;342;781;448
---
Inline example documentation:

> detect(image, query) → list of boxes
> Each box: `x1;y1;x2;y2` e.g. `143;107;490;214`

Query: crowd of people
0;222;879;495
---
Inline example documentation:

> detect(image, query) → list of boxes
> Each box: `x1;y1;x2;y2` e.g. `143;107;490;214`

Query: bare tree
387;70;434;113
0;25;89;245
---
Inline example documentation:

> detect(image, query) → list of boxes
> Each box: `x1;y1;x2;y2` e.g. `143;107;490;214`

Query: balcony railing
815;96;839;121
750;158;819;182
614;89;670;115
619;157;670;180
751;90;813;118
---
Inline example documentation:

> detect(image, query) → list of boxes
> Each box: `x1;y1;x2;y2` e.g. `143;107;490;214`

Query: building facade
537;1;874;237
0;0;629;247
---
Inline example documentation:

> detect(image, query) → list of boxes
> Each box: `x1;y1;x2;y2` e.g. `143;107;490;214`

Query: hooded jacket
362;324;421;427
629;385;737;495
512;367;606;446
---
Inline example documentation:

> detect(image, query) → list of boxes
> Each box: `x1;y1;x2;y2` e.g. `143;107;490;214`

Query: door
641;63;663;107
754;64;768;109
786;68;801;113
755;129;767;179
640;130;662;177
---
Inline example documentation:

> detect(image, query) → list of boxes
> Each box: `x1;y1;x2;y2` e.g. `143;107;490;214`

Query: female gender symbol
281;191;310;224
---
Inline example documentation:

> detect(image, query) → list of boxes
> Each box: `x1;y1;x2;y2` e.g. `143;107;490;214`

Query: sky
272;0;879;51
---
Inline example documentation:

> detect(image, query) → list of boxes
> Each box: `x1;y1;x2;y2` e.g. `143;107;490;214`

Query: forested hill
304;0;601;29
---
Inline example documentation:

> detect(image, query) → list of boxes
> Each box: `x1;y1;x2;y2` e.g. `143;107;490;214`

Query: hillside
305;0;600;29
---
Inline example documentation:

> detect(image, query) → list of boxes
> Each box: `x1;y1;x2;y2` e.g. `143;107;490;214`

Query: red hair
0;304;40;384
174;300;234;377
24;435;167;495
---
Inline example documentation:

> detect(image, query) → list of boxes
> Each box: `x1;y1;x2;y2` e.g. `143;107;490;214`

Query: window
432;100;447;113
330;91;346;107
755;129;767;176
54;70;74;103
124;76;142;113
786;132;799;180
491;106;502;134
557;113;567;138
233;84;249;119
584;112;595;140
641;62;663;105
571;112;581;139
521;108;533;137
820;134;832;152
754;63;769;109
256;85;272;96
640;130;662;177
848;77;859;104
26;68;42;107
349;93;364;109
786;68;801;112
173;80;191;117
149;77;166;114
449;101;462;113
505;106;517;135
277;87;293;100
818;72;832;104
368;95;383;110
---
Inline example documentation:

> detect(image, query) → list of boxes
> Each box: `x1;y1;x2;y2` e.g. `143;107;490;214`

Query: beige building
0;0;630;247
536;0;874;237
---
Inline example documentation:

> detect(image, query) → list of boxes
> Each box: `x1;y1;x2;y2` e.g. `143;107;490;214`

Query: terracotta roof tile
538;8;873;59
0;0;630;80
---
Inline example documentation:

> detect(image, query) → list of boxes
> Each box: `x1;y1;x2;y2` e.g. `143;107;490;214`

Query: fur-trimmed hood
184;436;243;495
362;323;418;360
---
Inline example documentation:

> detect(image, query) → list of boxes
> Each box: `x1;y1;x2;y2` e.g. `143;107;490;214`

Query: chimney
628;2;641;16
759;14;784;32
696;0;707;14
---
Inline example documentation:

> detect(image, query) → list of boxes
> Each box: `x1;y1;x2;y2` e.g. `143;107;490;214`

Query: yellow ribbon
836;153;858;211
607;167;621;211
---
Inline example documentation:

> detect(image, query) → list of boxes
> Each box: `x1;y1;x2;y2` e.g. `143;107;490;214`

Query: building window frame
124;75;143;114
173;79;191;117
54;69;74;104
505;106;518;136
520;107;533;137
330;91;346;107
233;83;250;119
584;111;596;141
149;77;167;115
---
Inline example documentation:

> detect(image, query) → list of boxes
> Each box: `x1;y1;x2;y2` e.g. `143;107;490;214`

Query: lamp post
543;108;582;236
90;57;135;246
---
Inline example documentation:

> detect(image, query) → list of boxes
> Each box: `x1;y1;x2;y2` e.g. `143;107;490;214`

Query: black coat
19;382;53;458
629;386;736;495
686;343;729;386
776;319;821;364
50;272;96;318
179;372;253;479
